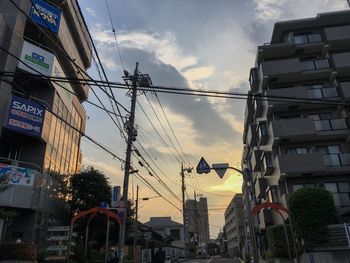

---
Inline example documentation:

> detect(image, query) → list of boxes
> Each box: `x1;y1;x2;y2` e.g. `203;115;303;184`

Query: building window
317;145;342;166
294;33;323;44
286;147;308;155
324;182;350;207
292;184;316;192
309;112;347;131
170;229;180;240
301;57;330;71
305;84;338;98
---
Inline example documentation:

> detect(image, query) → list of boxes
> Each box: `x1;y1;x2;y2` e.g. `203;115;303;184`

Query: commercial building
242;9;350;246
0;0;92;245
224;194;244;258
185;197;210;245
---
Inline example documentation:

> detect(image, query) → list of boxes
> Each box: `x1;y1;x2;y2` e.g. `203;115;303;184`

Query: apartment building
0;0;92;244
224;194;244;258
185;197;210;244
242;10;350;241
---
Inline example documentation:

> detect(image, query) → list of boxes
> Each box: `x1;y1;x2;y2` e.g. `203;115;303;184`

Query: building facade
144;217;185;256
242;9;350;250
0;0;92;245
224;194;244;258
185;197;210;245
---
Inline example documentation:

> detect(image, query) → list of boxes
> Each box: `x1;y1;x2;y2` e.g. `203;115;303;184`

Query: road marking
207;259;213;263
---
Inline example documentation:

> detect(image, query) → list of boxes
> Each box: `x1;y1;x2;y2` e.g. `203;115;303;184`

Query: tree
288;187;338;245
70;167;112;214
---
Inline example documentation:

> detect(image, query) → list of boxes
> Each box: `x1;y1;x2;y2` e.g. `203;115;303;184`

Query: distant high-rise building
242;9;350;248
224;194;244;258
0;0;92;245
185;197;210;244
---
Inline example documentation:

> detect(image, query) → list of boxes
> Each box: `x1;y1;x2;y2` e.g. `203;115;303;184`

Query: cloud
253;0;287;22
85;7;96;17
210;173;243;193
91;27;197;71
182;66;214;81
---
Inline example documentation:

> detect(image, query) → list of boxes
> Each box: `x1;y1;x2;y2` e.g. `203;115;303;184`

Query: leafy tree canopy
288;187;338;244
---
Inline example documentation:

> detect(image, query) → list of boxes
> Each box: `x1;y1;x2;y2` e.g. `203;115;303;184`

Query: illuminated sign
30;0;61;33
6;96;45;138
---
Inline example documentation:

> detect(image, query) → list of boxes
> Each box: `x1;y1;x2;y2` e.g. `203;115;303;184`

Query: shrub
0;243;37;260
266;224;294;258
288;187;338;244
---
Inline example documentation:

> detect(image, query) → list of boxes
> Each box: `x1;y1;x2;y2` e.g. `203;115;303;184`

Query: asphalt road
184;257;242;263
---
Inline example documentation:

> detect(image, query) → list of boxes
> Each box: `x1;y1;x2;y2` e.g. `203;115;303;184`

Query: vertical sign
6;96;45;138
29;0;61;33
111;186;121;208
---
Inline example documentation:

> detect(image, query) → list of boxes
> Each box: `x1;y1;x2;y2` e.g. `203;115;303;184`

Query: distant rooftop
145;217;183;228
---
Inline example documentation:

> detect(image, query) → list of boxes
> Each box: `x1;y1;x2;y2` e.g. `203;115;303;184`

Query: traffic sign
212;163;229;179
196;157;211;174
99;201;109;209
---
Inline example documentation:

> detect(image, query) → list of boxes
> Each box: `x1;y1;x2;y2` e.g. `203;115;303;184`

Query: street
184;257;242;263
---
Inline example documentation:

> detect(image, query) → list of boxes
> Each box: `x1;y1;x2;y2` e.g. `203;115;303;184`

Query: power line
5;73;348;106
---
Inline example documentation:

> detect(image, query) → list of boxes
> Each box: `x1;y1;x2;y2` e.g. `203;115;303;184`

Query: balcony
325;25;350;50
271;118;315;141
261;58;333;84
332;52;350;76
271;118;349;142
278;153;350;177
339;81;350;100
246;123;257;147
262;152;274;176
254;96;263;118
255;177;267;199
257;122;268;146
249;68;259;93
251;150;262;172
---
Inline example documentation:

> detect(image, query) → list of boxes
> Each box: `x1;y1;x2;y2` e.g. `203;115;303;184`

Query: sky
78;0;347;238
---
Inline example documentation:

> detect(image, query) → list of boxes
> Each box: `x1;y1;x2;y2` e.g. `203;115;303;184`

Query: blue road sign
196;157;211;174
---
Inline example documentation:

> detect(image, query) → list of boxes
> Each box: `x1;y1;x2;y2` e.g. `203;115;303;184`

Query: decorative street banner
111;185;121;207
6;95;45;138
0;164;35;187
19;40;55;76
29;0;61;33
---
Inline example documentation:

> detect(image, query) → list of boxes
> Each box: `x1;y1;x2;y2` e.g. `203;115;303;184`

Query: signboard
212;163;228;179
0;164;35;187
6;95;45;138
47;236;69;241
29;0;61;33
111;186;121;207
48;226;70;232
47;245;68;251
19;40;55;76
196;157;211;174
18;41;73;110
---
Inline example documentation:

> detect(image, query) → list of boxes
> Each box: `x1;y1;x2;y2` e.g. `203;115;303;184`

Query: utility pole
118;62;140;263
194;190;199;249
133;185;139;262
181;162;191;258
118;63;152;263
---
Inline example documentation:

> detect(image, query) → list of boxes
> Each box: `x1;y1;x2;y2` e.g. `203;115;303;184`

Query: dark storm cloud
121;48;241;146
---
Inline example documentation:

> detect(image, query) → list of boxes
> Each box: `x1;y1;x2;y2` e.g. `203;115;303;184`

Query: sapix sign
6;96;45;138
30;0;61;33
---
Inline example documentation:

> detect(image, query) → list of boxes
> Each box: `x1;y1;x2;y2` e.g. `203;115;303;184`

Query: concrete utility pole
133;185;139;261
181;162;192;258
118;63;140;263
119;63;152;263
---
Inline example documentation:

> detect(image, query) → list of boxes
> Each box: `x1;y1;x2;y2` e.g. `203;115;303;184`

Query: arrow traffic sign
212;163;229;179
196;157;211;174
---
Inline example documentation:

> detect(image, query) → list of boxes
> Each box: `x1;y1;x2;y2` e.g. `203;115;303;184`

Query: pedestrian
154;247;166;263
